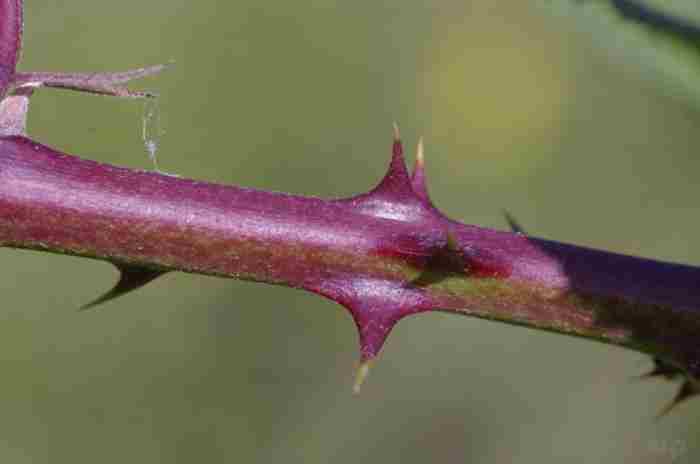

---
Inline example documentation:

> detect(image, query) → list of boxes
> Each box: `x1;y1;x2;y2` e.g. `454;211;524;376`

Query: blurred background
1;0;699;462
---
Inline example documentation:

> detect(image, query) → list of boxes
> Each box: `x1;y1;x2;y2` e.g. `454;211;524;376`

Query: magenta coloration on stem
1;0;699;410
1;132;700;407
0;1;164;136
0;0;21;97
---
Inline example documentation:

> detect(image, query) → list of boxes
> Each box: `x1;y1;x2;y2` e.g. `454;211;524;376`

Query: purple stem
0;0;698;408
0;0;20;97
1;134;699;388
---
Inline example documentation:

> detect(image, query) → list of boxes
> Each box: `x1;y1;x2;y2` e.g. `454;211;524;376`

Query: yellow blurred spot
422;3;572;178
415;136;425;168
353;359;373;395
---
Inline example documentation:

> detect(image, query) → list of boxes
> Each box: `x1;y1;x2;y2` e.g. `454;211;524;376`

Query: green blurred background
1;0;699;462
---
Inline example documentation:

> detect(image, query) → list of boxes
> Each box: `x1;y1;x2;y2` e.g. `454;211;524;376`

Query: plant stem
1;134;699;391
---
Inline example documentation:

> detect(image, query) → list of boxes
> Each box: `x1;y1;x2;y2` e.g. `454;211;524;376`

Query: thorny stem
1;0;699;411
2;131;700;407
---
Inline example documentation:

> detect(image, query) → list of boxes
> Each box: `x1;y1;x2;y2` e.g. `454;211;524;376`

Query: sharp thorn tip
392;122;400;142
503;210;525;234
353;359;374;395
416;136;425;167
80;265;166;311
656;380;699;419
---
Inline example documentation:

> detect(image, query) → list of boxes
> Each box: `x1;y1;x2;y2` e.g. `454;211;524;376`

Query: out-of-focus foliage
0;1;698;463
542;0;700;108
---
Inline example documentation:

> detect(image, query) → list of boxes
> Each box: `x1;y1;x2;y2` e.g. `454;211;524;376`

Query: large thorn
305;276;432;392
80;263;168;310
344;124;439;223
370;122;413;197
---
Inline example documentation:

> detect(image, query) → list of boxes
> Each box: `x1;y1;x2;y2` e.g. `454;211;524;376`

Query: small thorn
81;264;167;310
392;122;400;142
411;136;431;202
353;359;374;394
503;210;525;234
657;380;699;418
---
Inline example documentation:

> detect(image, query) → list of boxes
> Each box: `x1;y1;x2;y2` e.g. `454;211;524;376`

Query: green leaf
539;0;700;108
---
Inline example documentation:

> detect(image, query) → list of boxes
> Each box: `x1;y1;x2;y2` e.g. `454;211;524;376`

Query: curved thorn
656;380;699;419
80;264;167;310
